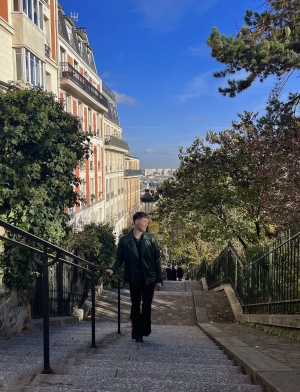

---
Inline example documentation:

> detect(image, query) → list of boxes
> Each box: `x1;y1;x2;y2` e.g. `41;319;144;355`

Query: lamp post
157;230;165;265
140;189;155;214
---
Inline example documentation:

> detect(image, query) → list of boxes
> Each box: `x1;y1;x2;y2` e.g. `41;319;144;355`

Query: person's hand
155;283;161;291
106;269;114;276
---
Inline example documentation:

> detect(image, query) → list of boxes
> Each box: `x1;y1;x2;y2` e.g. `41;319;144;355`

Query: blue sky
62;0;296;168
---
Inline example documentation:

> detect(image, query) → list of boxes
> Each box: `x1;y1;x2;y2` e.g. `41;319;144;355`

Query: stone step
73;352;236;365
28;374;263;391
64;359;240;373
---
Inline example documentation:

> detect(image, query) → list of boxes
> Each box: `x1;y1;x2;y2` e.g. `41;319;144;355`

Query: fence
0;219;124;374
197;228;300;315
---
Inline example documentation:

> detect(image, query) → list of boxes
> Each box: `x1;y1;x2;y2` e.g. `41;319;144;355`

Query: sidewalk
199;320;300;392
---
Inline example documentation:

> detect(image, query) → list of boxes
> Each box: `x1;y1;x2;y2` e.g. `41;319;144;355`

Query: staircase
0;320;262;391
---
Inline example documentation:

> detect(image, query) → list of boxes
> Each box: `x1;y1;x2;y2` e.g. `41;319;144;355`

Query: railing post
90;268;97;348
42;244;53;374
117;278;121;334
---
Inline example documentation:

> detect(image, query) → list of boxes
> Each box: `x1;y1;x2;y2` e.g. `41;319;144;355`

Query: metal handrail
0;219;124;374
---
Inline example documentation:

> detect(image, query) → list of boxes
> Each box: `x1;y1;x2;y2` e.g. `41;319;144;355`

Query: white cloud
145;148;155;154
113;91;137;106
133;0;218;32
176;73;211;101
100;71;110;79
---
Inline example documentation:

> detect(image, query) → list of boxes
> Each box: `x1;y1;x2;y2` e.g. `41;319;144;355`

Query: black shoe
131;329;138;340
136;335;144;343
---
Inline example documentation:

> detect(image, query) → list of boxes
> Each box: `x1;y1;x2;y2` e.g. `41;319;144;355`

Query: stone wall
0;287;31;337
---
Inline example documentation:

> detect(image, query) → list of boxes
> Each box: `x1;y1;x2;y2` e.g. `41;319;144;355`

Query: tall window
16;49;44;87
15;49;22;81
21;0;43;30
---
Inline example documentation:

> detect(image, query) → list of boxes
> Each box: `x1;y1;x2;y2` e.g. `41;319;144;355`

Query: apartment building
0;0;58;93
0;0;140;237
57;4;107;229
124;154;142;227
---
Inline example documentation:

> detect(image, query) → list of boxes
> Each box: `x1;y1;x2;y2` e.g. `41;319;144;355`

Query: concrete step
28;374;263;391
73;352;236;366
46;365;249;385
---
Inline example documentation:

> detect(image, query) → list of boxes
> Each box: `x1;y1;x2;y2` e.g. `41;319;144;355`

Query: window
60;47;66;63
74;60;78;71
17;49;44;87
78;101;82;116
38;1;43;30
22;1;43;30
15;49;22;81
13;0;21;11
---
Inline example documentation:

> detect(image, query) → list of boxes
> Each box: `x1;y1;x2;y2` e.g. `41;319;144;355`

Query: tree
154;128;276;250
64;222;117;270
207;0;300;97
0;85;91;293
149;214;224;265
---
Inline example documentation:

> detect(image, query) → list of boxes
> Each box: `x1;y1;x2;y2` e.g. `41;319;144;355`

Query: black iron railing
45;44;51;59
102;82;116;101
105;135;128;151
125;169;143;177
197;228;300;314
0;219;124;374
59;63;108;109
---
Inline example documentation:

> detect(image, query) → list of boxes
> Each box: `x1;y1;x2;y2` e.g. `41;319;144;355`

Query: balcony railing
45;44;50;59
98;161;101;170
102;82;116;102
89;161;94;170
125;169;143;177
105;135;128;151
60;63;108;109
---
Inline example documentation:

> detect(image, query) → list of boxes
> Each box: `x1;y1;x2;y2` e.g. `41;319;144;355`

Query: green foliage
0;85;91;293
122;226;133;236
65;222;117;270
155;130;275;250
207;1;300;97
150;214;223;265
238;321;300;342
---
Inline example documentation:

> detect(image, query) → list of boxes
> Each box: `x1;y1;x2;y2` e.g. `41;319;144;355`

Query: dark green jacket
111;230;163;285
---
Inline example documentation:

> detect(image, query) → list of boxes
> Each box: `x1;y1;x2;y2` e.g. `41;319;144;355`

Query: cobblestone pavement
203;292;236;323
94;289;197;326
160;281;186;292
213;322;300;369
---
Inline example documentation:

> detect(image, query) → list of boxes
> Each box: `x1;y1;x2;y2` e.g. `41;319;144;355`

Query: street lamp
157;230;164;241
140;189;155;214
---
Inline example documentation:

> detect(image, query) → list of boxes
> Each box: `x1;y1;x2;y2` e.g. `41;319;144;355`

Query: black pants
129;274;155;337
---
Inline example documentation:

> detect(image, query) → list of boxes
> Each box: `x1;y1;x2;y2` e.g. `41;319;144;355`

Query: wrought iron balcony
105;135;128;152
59;63;108;110
102;82;116;102
125;169;143;177
45;44;50;59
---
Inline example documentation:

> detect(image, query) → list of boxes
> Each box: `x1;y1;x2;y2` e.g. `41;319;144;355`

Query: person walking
165;264;172;280
106;211;162;343
170;265;177;281
176;265;184;281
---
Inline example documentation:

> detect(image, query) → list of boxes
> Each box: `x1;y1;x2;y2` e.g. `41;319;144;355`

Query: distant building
124;153;142;227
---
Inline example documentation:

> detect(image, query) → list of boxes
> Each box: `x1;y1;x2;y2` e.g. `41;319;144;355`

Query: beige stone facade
124;154;142;227
0;0;138;237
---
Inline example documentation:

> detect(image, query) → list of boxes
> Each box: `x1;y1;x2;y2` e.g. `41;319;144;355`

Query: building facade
124;154;142;227
0;0;140;237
